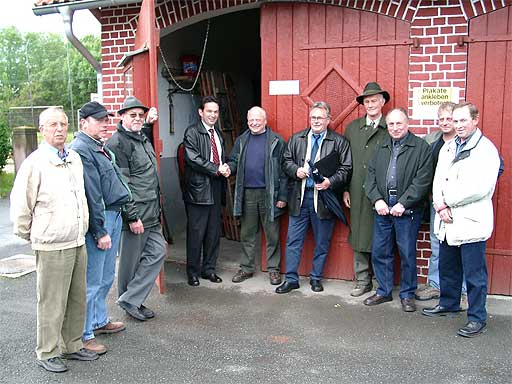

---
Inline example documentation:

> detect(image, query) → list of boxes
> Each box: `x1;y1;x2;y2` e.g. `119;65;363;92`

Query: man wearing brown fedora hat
343;82;390;297
106;96;166;321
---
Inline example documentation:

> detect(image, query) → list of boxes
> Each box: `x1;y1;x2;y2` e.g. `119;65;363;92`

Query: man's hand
390;202;406;217
342;191;351;208
219;163;231;177
374;199;390;215
439;207;453;224
276;201;287;208
146;107;158;124
129;219;144;235
97;234;112;250
296;167;309;179
315;178;331;191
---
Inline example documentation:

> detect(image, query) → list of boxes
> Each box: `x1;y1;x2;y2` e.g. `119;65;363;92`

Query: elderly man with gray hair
226;106;288;286
276;101;352;294
10;107;98;373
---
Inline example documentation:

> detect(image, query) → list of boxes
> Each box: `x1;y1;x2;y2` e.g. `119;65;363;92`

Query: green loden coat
344;116;389;253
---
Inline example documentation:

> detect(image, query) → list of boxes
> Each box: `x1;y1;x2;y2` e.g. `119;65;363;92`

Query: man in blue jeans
71;102;131;354
276;101;352;294
363;108;432;312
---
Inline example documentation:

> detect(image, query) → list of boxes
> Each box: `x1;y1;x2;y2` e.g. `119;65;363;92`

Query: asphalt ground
0;198;511;384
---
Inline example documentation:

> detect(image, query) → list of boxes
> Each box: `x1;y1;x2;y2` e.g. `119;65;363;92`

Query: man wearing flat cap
343;82;390;297
70;101;131;354
106;96;166;321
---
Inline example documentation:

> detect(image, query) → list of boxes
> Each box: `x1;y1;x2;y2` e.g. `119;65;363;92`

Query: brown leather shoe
94;321;126;335
269;272;282;285
400;297;416;312
363;293;392;306
83;339;107;355
232;270;253;283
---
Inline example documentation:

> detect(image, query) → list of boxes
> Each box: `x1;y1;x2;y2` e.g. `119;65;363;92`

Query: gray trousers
118;225;166;307
35;246;86;360
240;188;281;273
354;250;372;286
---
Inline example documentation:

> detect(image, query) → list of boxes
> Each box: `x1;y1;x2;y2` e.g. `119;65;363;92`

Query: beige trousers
35;245;87;360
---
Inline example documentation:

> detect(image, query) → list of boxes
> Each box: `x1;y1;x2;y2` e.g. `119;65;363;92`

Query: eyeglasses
310;116;328;121
44;121;69;129
128;112;146;119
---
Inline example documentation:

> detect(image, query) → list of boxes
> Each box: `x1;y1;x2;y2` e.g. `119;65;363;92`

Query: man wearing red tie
183;96;230;286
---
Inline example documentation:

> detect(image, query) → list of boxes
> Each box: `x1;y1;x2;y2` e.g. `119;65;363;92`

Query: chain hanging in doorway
159;18;210;93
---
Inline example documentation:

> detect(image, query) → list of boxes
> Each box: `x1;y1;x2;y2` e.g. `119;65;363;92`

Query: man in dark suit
276;101;352;294
183;96;230;286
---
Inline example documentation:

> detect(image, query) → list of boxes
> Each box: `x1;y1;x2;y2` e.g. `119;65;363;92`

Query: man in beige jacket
10;107;98;373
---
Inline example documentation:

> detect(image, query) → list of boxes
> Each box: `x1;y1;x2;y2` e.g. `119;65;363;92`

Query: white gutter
33;0;142;16
58;6;103;102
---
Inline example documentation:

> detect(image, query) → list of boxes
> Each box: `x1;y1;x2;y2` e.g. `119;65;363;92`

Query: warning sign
412;87;460;119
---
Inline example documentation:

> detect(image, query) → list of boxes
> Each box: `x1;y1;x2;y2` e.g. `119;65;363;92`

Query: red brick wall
98;0;510;282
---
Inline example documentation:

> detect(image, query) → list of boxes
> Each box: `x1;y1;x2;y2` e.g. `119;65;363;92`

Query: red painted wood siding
260;2;410;280
466;5;512;295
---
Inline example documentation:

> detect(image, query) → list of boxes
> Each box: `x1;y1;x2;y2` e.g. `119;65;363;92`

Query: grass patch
0;171;14;198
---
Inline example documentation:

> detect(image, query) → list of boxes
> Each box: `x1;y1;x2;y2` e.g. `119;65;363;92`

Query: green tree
0;27;100;136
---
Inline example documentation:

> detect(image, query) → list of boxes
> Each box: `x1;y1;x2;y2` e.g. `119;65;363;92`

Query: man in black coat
363;108;433;312
226;106;288;286
276;101;352;294
183;96;230;286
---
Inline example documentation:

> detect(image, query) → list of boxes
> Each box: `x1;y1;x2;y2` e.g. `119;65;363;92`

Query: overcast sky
0;0;100;37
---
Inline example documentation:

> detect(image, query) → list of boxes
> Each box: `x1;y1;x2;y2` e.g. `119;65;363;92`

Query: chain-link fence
8;106;79;132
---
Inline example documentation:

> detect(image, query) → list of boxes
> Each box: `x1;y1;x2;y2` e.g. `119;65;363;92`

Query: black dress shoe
310;279;324;292
139;304;155;319
188;276;200;286
201;273;223;283
118;300;147;321
422;304;463;317
401;297;416;312
275;281;300;294
457;321;486;338
363;293;392;306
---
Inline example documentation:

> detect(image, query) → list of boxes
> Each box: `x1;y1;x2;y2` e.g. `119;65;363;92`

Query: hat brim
118;105;150;115
356;90;390;105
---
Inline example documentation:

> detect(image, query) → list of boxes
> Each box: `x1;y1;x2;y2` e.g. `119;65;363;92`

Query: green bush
0;121;11;171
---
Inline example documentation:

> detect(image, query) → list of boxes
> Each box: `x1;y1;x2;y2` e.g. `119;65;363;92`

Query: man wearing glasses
11;107;98;372
106;96;166;321
276;101;352;294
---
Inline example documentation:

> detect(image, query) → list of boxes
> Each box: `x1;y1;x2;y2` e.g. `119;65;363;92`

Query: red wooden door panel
466;5;512;295
260;2;410;280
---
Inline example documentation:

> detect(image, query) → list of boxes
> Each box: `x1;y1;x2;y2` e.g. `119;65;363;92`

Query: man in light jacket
423;102;500;338
10;107;98;373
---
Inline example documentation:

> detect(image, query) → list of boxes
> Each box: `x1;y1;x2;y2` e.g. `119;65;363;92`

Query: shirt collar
41;142;69;160
366;115;382;128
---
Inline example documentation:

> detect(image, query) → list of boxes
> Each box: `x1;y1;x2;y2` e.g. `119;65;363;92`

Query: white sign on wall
412;87;460;119
269;80;300;95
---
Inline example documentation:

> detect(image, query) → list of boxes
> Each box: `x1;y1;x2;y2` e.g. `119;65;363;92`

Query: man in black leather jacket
183;96;230;286
276;101;352;294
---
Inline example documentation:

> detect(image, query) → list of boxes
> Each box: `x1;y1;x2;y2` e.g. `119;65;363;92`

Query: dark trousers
439;240;488;322
186;178;222;278
371;210;422;299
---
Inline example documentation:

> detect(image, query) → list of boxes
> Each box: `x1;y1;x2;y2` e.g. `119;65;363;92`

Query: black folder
314;151;340;177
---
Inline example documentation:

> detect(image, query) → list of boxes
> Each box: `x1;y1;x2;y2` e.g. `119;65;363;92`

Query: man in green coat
343;82;390;297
